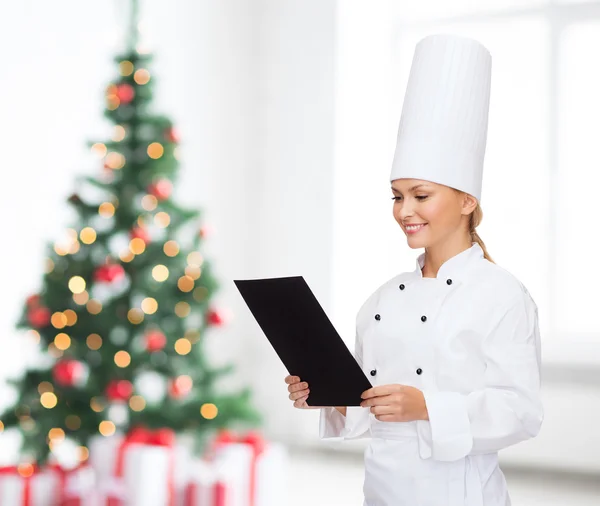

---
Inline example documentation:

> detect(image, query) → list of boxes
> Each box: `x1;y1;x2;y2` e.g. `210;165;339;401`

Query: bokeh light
152;265;169;282
134;68;150;85
87;300;103;315
114;351;131;368
80;227;97;245
105;152;126;170
163;241;179;257
99;421;116;437
175;302;191;318
51;312;68;329
200;403;218;420
99;202;116;218
41;392;58;409
63;309;77;326
119;60;134;76
127;308;144;324
69;276;86;294
141;297;158;314
174;338;191;355
86;333;102;350
147;142;164;159
141;195;158;211
54;333;71;351
129;395;146;412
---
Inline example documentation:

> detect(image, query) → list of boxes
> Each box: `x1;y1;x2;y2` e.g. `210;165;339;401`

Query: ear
460;193;478;216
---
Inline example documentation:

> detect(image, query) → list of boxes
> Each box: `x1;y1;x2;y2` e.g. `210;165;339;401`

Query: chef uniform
319;34;543;506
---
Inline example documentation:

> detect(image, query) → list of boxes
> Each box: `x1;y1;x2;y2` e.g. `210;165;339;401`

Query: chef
285;33;543;505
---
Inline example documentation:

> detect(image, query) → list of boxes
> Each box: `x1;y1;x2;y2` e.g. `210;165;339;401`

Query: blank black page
234;276;372;406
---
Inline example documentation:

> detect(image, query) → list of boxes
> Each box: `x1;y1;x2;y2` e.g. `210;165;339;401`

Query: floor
286;447;600;506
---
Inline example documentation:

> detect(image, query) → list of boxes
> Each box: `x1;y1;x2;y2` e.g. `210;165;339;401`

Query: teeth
406;224;425;231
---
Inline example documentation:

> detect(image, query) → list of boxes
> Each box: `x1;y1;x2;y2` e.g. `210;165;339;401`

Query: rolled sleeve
319;406;371;440
419;292;543;461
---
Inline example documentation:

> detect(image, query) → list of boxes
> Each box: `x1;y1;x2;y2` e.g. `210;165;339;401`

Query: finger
361;394;395;407
285;376;300;385
370;404;397;415
361;384;403;399
288;382;308;393
289;389;309;401
294;395;308;408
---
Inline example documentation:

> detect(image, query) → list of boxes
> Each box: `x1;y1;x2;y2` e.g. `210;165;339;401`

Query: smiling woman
313;33;543;506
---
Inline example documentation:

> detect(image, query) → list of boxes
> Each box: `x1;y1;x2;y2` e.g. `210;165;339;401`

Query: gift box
0;465;56;506
182;459;228;506
0;463;95;506
55;464;99;506
90;427;179;506
188;431;288;506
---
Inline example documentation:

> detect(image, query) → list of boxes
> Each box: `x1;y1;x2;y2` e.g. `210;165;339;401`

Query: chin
405;238;426;249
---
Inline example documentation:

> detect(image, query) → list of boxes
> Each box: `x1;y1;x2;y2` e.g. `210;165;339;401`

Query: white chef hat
390;33;492;202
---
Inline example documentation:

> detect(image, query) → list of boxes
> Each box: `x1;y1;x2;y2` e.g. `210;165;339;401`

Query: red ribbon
184;480;227;506
109;426;176;506
0;464;39;506
47;462;89;506
210;430;266;506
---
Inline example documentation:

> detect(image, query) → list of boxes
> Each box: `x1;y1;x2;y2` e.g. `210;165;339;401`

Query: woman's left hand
360;384;429;422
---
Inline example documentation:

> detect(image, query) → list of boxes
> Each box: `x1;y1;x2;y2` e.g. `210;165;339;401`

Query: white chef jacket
319;242;543;506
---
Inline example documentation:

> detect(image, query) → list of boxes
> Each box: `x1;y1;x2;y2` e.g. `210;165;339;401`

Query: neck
421;235;473;278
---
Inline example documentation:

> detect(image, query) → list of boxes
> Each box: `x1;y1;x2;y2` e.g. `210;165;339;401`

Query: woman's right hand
285;375;318;409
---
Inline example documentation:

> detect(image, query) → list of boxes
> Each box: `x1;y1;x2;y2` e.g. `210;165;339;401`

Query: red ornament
105;380;133;401
168;375;193;399
26;294;41;307
130;226;150;244
165;127;180;143
27;306;51;328
144;330;166;352
116;83;135;104
207;308;225;326
53;359;86;387
147;179;173;201
94;264;125;283
198;225;213;238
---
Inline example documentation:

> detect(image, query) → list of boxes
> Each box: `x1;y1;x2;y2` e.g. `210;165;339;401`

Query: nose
396;199;415;222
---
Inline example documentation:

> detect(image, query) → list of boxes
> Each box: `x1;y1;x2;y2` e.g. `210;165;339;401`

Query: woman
284;34;542;505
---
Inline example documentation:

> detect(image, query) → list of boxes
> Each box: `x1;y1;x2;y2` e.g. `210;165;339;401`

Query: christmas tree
0;0;261;465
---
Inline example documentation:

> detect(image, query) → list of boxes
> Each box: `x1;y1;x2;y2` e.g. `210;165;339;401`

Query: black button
416;368;423;375
370;369;377;376
399;283;405;290
374;314;381;321
421;315;427;322
446;279;452;285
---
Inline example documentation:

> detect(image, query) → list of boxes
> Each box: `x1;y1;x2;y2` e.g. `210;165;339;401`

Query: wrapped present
90;427;176;506
183;459;228;506
196;431;288;506
51;463;99;506
0;464;59;506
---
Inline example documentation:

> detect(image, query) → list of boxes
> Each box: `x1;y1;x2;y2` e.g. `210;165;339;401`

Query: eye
390;195;428;201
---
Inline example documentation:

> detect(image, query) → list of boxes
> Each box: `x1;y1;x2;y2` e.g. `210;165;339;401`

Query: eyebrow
391;184;429;193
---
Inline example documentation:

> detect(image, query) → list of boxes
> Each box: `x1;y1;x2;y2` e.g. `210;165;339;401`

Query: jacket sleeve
418;290;543;461
319;324;371;440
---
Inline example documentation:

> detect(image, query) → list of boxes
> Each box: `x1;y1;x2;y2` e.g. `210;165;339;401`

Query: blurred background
0;0;599;505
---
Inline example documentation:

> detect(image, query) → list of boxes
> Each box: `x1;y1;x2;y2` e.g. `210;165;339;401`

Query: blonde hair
468;202;494;263
454;189;495;263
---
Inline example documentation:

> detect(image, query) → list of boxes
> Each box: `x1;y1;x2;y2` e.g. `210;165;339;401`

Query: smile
405;224;427;233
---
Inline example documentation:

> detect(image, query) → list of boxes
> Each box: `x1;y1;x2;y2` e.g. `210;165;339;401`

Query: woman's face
391;178;476;249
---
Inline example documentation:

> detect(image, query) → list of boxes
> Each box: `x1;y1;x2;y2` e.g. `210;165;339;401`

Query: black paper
234;276;372;407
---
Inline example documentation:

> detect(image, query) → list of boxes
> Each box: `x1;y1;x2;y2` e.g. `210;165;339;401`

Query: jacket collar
412;242;484;281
